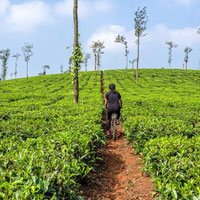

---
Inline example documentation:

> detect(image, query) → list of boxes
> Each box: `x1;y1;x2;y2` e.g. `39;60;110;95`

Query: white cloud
0;0;10;16
160;0;197;6
176;0;195;5
87;25;129;51
0;0;114;33
55;0;113;18
55;0;88;18
4;1;53;33
145;24;200;48
0;1;53;33
88;24;200;53
94;0;113;13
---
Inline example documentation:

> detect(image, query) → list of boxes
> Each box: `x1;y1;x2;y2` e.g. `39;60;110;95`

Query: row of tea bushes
0;72;105;199
104;69;200;199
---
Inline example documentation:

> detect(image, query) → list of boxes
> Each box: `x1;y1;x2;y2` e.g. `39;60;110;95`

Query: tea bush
0;72;105;199
104;69;200;199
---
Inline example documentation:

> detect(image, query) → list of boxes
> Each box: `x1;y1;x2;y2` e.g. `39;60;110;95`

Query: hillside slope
0;72;105;199
104;69;200;199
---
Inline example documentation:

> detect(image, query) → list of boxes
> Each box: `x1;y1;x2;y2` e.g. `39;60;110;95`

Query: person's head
109;84;116;92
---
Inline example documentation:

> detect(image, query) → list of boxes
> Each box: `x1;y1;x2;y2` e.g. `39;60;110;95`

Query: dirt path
81;72;154;200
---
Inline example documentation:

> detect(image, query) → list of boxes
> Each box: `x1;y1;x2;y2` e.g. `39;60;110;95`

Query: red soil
81;126;154;200
81;72;154;199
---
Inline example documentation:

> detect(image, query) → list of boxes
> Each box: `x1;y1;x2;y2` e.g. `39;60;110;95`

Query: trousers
106;108;120;131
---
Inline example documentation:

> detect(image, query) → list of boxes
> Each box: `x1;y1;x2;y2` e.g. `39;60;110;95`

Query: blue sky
0;0;200;79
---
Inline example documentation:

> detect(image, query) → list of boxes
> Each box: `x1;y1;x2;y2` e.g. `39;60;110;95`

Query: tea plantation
1;69;200;199
0;71;105;199
104;69;200;199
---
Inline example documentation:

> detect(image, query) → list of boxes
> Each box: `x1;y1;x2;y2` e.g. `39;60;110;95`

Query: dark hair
109;84;115;92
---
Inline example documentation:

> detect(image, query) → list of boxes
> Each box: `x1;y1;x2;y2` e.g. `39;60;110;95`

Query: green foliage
129;59;136;69
83;53;91;72
134;7;148;38
22;43;33;63
184;47;193;68
0;49;10;80
70;44;84;82
91;40;105;70
115;34;129;57
115;35;129;72
0;71;105;199
104;69;200;199
12;53;21;79
143;136;200;199
166;41;178;67
42;65;50;75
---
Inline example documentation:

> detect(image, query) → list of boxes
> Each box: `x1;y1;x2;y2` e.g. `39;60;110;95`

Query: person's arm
119;98;122;108
104;94;108;109
118;92;122;108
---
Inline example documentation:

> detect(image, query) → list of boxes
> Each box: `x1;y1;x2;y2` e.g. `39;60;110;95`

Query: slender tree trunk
3;64;5;80
136;36;140;84
186;62;188;70
15;59;17;79
73;0;79;103
97;53;99;71
169;49;171;68
85;63;87;71
26;62;28;80
94;53;97;80
126;54;128;77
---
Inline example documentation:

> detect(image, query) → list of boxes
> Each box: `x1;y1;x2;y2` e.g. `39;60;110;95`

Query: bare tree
197;28;200;34
12;53;21;79
22;43;33;80
134;7;148;84
166;41;178;68
184;47;192;69
129;59;136;69
42;65;50;75
84;53;90;71
115;34;129;76
91;40;105;79
97;53;102;71
0;49;10;80
91;42;98;78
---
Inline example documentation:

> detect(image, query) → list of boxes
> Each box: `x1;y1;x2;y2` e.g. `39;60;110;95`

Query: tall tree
115;34;129;76
91;41;98;79
84;53;90;71
12;53;21;79
73;0;79;103
184;47;192;69
22;43;33;80
129;59;136;69
42;65;50;75
197;28;200;34
134;7;148;84
97;49;104;71
71;0;83;103
0;49;10;80
166;41;178;68
10;73;13;79
91;40;105;79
